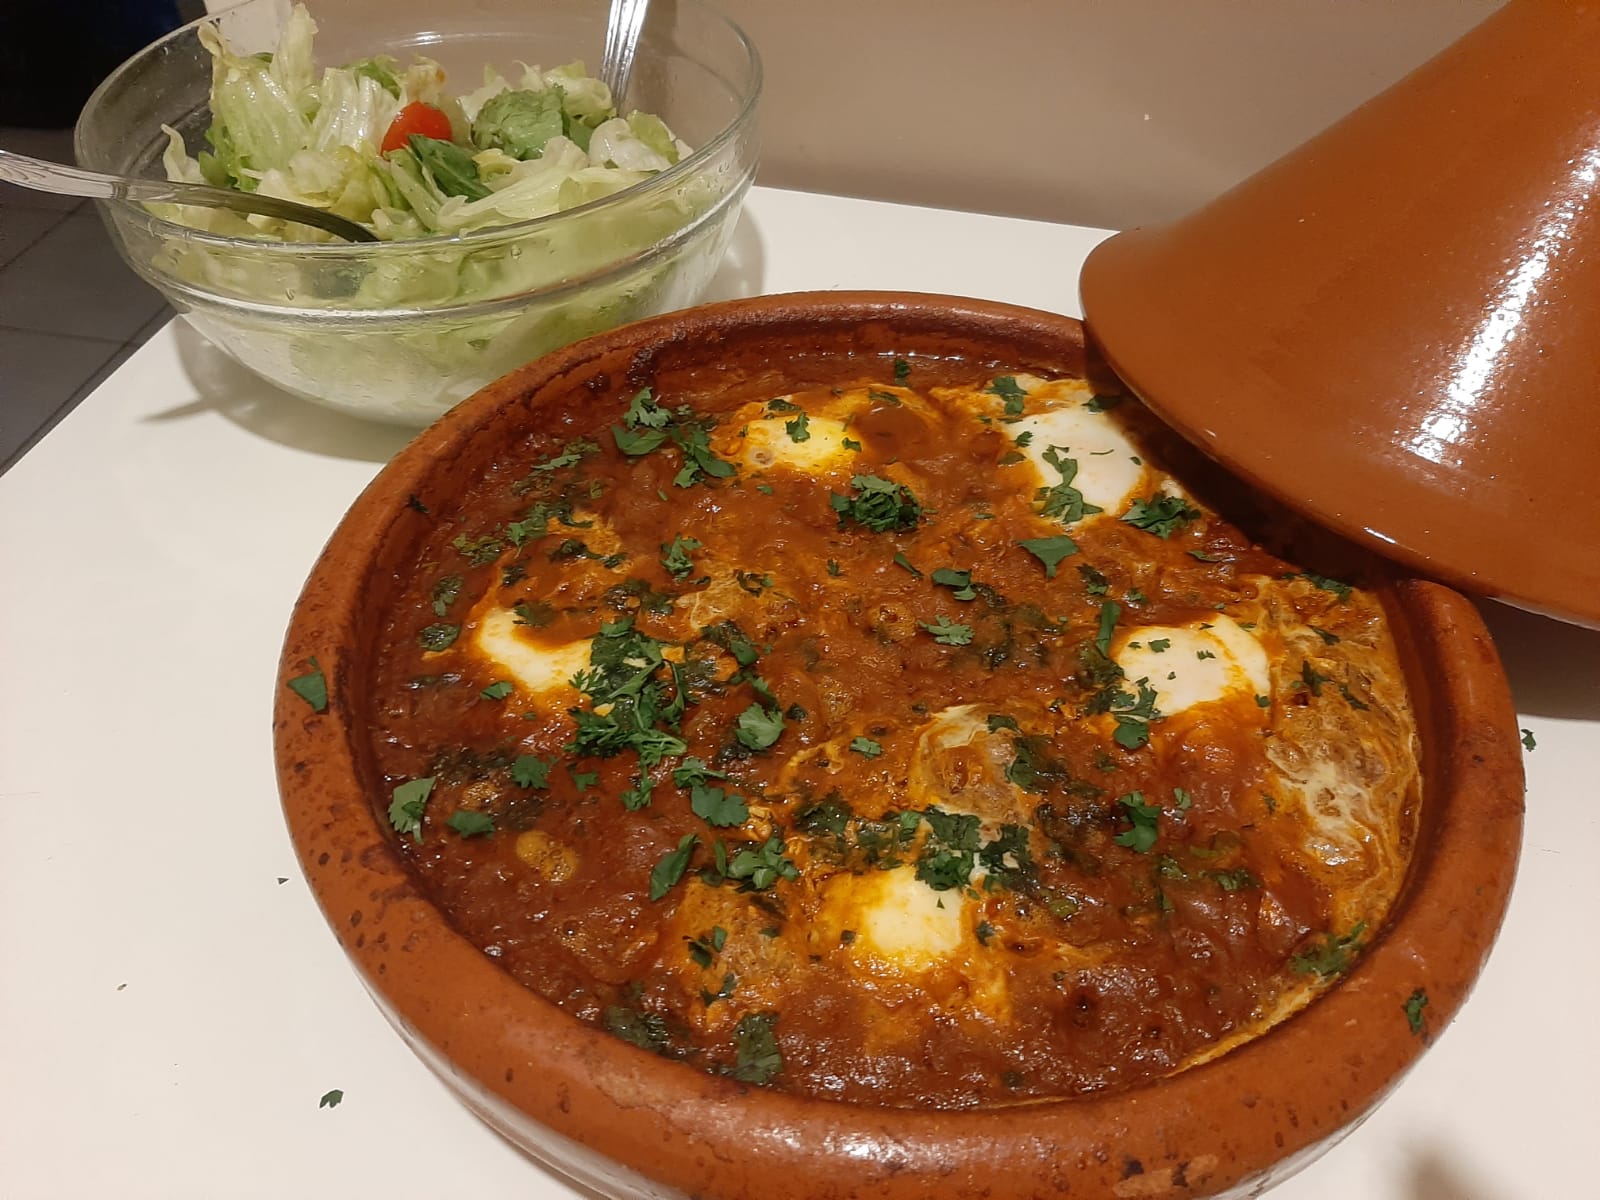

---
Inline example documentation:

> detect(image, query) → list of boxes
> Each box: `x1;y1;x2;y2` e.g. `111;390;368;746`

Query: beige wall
242;0;1506;230
716;0;1503;229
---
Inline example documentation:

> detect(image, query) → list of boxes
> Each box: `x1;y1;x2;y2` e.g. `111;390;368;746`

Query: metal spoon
599;0;651;105
0;148;380;244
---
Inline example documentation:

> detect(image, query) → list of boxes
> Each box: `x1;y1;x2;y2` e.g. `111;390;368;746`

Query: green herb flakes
387;777;435;843
480;680;514;700
318;1089;343;1109
447;810;495;838
830;474;922;533
920;615;974;646
931;567;977;599
510;754;553;789
1018;536;1078;578
286;657;328;713
649;834;699;901
1113;791;1161;853
1122;494;1201;538
736;705;785;750
849;736;883;758
785;412;811;443
417;623;460;652
731;1012;783;1084
985;375;1028;415
1403;987;1429;1035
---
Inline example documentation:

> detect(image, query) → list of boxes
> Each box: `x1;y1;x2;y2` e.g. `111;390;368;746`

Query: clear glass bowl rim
73;0;763;258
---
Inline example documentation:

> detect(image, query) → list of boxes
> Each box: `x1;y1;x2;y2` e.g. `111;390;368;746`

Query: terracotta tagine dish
1080;0;1600;629
275;294;1523;1200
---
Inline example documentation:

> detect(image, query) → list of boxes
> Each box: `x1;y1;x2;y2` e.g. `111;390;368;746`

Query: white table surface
2;186;1595;1199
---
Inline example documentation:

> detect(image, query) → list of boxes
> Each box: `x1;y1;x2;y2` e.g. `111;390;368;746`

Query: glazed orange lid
1079;0;1600;629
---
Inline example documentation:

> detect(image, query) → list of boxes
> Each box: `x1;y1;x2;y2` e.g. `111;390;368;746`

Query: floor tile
0;327;122;470
0;126;84;213
0;209;166;341
0;204;70;268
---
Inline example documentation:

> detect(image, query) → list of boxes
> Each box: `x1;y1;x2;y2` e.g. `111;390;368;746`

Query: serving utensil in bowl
599;0;652;105
0;148;378;243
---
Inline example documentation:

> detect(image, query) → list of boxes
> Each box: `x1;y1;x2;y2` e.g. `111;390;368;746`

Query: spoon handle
0;148;380;243
599;0;652;104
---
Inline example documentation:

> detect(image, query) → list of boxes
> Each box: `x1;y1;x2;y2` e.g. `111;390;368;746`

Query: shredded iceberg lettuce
162;3;689;243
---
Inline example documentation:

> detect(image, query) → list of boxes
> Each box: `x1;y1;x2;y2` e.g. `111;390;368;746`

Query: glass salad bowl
74;0;760;425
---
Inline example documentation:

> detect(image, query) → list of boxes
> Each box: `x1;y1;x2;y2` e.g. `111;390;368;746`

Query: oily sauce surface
366;364;1419;1108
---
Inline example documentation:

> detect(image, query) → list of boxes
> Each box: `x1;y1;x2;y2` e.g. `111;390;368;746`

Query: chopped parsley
451;533;505;566
510;755;553;788
1037;446;1104;524
849;736;883;758
649;834;699;901
735;704;785;750
1291;923;1367;978
387;777;435;843
1121;494;1201;538
417;623;460;652
479;680;514;700
660;534;703;580
430;574;463;616
512;599;555;627
731;1012;783;1084
892;552;923;577
446;810;495;838
724;836;799;890
690;783;750;827
920;615;974;646
1018;535;1078;578
931;567;977;599
829;474;922;533
1283;571;1353;602
286;657;328;713
670;419;737;489
1113;791;1161;853
785;412;811;443
1403;987;1429;1035
985;375;1028;416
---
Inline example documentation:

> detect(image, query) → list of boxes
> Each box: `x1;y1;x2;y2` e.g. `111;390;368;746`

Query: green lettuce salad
161;3;689;241
145;4;743;423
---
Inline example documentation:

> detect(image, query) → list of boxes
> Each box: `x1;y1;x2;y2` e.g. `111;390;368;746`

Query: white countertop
1;186;1594;1199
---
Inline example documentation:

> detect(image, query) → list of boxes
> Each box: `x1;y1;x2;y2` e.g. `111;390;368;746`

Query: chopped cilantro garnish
446;810;495;838
387;777;434;843
418;623;459;651
1095;599;1121;658
1018;535;1078;578
1113;790;1160;853
1187;549;1221;562
510;755;552;788
649;834;699;901
765;396;801;413
603;1005;673;1054
670;419;736;489
512;599;555;627
1078;563;1110;595
1122;494;1201;538
1521;728;1537;751
931;567;977;599
985;375;1028;415
451;533;505;566
480;680;514;700
867;389;902;406
849;736;883;758
660;534;703;580
725;836;799;890
731;1012;783;1084
430;574;463;616
892;552;923;577
736;704;785;750
1310;625;1341;645
1172;786;1193;810
920;615;974;645
785;412;811;443
691;783;749;828
1291;923;1367;977
893;356;911;382
1148;638;1171;653
1300;661;1332;696
286;657;328;713
1284;571;1353;602
829;474;922;533
1339;683;1371;711
986;714;1020;733
612;424;666;456
825;559;842;577
1085;393;1122;413
1209;867;1260;891
842;437;863;452
1403;987;1429;1035
1037;446;1104;524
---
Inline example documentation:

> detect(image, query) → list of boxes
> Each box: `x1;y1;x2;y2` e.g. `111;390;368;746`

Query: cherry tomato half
380;102;454;153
